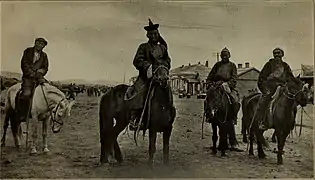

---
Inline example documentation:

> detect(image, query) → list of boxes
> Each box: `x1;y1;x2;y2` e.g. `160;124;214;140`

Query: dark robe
133;42;171;84
206;61;238;90
21;47;49;83
258;58;294;94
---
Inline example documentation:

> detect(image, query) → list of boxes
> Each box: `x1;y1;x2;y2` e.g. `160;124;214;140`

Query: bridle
153;65;169;87
40;86;65;131
283;83;307;100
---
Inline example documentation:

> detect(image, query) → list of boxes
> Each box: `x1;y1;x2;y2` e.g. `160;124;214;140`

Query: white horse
1;82;75;155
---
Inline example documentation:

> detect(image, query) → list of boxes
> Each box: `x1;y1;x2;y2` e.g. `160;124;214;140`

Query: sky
1;0;314;82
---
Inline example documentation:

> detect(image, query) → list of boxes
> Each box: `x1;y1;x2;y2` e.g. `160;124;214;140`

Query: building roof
301;64;313;77
237;67;260;77
171;63;260;82
170;63;211;81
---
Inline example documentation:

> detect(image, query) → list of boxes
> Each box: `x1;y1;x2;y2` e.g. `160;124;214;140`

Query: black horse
99;65;176;166
203;82;234;156
241;76;309;164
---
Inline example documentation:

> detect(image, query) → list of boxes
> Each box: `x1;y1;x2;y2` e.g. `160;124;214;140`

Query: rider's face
34;41;46;51
273;50;283;60
147;30;160;43
220;51;230;62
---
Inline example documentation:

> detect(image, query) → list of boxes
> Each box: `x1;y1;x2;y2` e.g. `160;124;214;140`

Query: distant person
16;37;49;122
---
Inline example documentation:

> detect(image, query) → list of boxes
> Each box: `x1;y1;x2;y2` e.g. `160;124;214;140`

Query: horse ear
296;74;300;79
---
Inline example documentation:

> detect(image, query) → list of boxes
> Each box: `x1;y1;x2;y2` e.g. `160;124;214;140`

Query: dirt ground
0;94;314;178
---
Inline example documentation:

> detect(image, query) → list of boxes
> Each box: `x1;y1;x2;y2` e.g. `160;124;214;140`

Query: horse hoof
1;142;5;147
43;148;50;153
30;149;38;155
163;159;170;166
211;150;217;155
259;154;266;159
277;160;283;165
221;153;227;157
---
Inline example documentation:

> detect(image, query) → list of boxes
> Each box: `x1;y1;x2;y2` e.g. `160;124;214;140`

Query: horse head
205;83;225;119
152;65;170;88
284;75;309;107
42;83;76;133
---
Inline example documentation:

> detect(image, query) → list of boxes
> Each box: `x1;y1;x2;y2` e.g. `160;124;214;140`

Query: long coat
258;58;294;94
206;61;238;89
21;47;49;83
133;42;171;85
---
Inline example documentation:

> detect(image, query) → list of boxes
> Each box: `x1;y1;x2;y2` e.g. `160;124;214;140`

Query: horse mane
41;83;66;99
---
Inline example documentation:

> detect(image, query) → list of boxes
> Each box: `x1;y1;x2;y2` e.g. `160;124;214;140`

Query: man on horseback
15;37;49;122
206;47;240;124
126;18;173;131
205;47;241;150
256;48;295;130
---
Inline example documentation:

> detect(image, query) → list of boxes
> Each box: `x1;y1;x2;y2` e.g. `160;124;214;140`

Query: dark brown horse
241;76;309;164
203;82;234;156
242;96;297;144
98;65;176;166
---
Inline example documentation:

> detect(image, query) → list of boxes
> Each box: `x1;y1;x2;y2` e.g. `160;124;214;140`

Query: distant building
236;62;260;97
300;64;314;87
170;61;211;95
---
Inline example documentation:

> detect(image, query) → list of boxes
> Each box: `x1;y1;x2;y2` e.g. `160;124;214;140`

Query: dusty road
1;94;314;178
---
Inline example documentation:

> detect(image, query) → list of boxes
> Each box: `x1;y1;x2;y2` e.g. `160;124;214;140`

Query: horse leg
1;110;11;147
218;124;228;157
211;123;218;154
10;118;22;150
148;129;157;166
30;117;39;155
256;130;266;159
113;140;123;164
276;129;289;165
163;127;172;165
271;130;276;143
42;118;49;153
249;127;254;156
242;120;248;143
111;117;127;164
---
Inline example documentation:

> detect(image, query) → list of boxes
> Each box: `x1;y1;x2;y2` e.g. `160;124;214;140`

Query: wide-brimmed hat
35;37;48;46
144;18;159;31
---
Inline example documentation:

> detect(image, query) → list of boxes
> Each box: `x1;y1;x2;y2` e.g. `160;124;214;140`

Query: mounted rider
256;48;295;130
15;37;49;122
125;18;173;131
205;47;240;124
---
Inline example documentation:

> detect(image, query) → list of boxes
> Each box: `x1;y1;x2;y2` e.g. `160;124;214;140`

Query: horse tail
99;90;114;147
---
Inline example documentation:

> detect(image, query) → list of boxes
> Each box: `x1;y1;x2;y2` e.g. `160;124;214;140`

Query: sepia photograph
0;0;314;178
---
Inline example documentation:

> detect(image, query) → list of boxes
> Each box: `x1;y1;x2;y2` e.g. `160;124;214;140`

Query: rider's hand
38;78;46;85
37;69;46;74
147;65;153;79
152;48;162;60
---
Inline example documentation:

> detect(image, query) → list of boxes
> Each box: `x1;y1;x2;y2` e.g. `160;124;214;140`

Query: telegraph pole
216;52;219;62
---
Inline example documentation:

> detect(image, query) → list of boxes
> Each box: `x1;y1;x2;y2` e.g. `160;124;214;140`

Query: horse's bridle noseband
50;98;66;126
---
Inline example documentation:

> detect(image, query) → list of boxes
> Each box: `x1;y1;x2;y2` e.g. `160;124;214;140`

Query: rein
40;85;65;130
283;85;302;100
134;65;169;145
